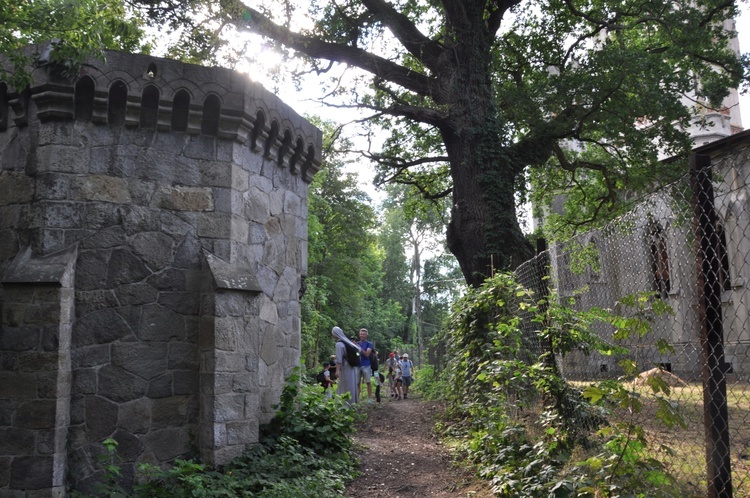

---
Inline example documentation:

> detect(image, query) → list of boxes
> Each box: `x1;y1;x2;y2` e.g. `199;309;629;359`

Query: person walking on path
332;326;361;404
400;353;414;399
357;328;374;402
370;350;382;402
385;352;398;397
393;362;403;400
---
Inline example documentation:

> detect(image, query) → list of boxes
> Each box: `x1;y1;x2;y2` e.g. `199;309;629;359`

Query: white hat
403;353;408;358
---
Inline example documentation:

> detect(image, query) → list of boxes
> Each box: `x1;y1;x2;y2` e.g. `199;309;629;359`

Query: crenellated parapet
0;47;322;181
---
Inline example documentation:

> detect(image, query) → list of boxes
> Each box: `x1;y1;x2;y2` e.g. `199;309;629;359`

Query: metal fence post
690;153;733;498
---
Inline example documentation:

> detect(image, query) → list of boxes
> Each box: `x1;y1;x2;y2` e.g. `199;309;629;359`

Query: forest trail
344;394;493;498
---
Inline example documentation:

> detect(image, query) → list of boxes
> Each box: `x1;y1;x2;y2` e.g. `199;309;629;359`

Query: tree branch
225;0;435;97
361;0;446;72
486;0;522;35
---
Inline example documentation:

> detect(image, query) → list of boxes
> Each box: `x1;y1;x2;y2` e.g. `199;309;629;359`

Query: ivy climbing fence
515;147;750;498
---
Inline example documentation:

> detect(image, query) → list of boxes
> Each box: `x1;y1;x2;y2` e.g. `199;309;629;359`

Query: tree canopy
5;0;747;287
0;0;148;88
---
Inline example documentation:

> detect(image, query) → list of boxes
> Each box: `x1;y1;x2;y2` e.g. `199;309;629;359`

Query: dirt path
344;394;493;498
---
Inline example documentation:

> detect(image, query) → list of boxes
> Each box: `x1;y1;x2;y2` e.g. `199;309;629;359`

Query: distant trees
301;120;405;366
302;122;463;367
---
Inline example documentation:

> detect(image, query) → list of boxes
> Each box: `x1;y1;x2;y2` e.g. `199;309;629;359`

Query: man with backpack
357;328;375;402
332;326;361;404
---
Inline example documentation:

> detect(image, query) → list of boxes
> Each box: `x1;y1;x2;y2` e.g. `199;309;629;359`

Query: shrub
72;372;361;497
439;272;681;497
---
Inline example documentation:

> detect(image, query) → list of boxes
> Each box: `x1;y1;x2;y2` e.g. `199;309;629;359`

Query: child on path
393;363;403;400
317;362;335;397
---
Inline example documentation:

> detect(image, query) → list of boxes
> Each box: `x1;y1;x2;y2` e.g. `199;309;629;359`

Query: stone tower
0;46;321;495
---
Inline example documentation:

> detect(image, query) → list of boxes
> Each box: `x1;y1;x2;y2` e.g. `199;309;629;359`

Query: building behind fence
516;130;750;497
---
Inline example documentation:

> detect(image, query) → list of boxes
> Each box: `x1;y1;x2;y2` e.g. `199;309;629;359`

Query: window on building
171;90;190;132
201;94;220;136
716;223;731;291
649;224;671;299
140;85;159;129
74;76;95;121
108;80;128;126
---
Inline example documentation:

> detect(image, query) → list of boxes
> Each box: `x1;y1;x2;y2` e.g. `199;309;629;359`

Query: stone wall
0;47;321;495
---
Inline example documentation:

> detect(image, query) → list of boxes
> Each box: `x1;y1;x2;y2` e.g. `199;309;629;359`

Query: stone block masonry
0;45;321;495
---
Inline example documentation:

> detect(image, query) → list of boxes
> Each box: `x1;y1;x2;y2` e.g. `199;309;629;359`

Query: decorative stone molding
0;45;322;180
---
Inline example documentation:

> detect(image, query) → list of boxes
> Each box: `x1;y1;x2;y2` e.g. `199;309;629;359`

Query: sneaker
403;394;407;399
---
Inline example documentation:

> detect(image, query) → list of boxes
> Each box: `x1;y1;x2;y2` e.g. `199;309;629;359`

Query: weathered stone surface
72;368;97;394
74;309;132;347
0;456;11;487
14;400;56;429
0;428;35;454
156;186;213;212
151;396;189;430
226;420;258;446
18;352;59;373
145;427;192;461
106;248;151;287
41;201;84;229
259;328;282;366
10;456;53;489
74;250;110;291
167;343;199;370
131;232;174;270
212;394;245;423
244;187;270;222
85;396;119;441
146;268;187;291
35;173;69;201
117;399;152;434
35;145;89;174
173;371;199;395
35;429;61;455
83;202;122;229
111;342;168;380
0;326;40;351
111;430;144;461
147;374;172;399
259;299;278;325
137;304;185;341
70;176;131;204
0;171;34;206
114;283;158;306
0;352;18;371
122;206;160;235
97;365;148;402
81;226;127;250
158;292;199;315
71;345;110;368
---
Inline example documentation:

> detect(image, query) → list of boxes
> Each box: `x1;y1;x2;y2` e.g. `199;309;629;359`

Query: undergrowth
72;371;362;497
438;272;682;497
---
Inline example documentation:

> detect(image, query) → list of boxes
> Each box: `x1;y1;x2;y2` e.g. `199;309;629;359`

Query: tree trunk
443;126;534;287
438;26;534;287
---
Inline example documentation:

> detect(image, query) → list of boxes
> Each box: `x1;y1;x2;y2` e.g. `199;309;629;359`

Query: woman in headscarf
331;326;361;404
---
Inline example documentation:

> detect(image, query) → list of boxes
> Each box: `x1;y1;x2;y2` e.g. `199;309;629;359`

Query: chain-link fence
516;147;750;497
